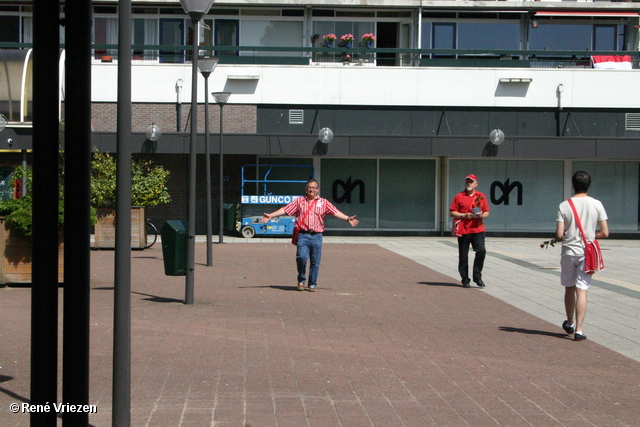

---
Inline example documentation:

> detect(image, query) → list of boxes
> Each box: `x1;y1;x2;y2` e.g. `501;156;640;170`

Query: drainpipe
556;84;564;136
176;78;184;132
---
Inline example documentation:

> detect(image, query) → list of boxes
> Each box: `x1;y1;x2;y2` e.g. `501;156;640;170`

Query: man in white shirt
555;171;609;341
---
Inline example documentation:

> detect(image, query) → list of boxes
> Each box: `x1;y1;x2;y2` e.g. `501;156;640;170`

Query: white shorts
560;255;592;290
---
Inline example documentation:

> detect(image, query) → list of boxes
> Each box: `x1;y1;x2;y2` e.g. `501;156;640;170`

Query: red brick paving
1;242;639;426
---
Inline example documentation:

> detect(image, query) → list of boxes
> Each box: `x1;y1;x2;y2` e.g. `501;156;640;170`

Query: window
313;21;375;47
133;18;158;60
0;16;19;43
241;20;303;56
529;21;592;51
94;17;118;59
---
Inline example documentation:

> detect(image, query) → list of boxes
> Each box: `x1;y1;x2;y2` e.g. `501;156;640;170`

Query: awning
535;11;639;18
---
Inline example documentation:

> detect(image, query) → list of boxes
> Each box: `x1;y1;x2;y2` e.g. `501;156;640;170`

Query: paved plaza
1;236;639;426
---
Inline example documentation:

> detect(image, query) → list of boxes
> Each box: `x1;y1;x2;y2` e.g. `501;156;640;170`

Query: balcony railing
3;43;639;69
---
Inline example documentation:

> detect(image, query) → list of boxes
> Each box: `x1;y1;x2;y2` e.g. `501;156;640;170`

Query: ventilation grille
289;110;304;125
625;113;640;131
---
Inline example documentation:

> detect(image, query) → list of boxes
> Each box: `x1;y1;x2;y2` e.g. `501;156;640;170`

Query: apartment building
1;0;640;235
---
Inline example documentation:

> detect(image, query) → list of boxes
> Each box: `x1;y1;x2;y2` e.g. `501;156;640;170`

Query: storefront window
322;158;377;229
449;160;564;231
379;159;435;229
572;161;638;230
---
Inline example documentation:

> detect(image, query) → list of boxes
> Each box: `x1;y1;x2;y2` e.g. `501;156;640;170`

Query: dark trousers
457;232;486;284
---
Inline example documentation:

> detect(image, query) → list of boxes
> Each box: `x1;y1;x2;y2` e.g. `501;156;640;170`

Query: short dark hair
572;171;591;193
307;178;319;187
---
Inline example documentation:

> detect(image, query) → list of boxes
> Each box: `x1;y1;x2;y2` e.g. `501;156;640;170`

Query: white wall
90;62;640;109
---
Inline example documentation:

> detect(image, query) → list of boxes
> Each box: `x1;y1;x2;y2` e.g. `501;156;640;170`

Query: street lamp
179;0;214;305
212;91;231;244
198;57;219;266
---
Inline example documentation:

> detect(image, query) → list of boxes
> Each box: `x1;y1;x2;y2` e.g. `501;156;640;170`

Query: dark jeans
457;232;486;284
296;232;323;286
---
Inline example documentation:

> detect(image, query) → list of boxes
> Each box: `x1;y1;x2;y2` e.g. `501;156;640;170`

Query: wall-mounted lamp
532;19;538;29
318;127;334;143
489;128;505;146
146;123;161;141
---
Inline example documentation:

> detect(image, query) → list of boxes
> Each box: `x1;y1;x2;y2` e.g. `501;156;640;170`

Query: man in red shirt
449;174;490;288
262;178;359;291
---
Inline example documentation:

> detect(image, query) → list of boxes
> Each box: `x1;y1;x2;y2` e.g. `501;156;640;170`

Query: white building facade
1;0;640;235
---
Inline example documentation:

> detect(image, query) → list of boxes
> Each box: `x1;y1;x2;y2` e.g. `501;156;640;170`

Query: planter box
0;218;64;285
94;206;147;249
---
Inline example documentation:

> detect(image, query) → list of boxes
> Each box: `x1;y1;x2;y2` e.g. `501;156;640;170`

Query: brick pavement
1;241;640;426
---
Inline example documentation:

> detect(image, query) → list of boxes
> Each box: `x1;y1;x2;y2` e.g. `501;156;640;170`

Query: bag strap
567;198;589;246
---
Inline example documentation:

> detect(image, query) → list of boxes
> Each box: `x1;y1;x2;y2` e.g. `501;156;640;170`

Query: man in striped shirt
262;178;359;291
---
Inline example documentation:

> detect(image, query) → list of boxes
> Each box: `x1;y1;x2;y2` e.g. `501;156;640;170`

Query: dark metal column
113;0;133;425
62;0;93;424
31;0;60;425
185;19;199;305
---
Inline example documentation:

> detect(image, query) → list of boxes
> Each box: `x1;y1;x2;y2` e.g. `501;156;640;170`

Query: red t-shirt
449;190;490;234
283;196;338;232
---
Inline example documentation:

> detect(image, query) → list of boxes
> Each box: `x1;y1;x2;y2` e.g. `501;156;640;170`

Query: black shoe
462;281;471;288
574;332;587;341
475;280;485;288
562;320;575;334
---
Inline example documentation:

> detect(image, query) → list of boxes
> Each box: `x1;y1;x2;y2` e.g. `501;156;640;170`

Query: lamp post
179;0;214;305
212;91;231;244
198;58;219;266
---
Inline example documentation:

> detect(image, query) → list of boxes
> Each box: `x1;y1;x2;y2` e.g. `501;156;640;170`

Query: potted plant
322;33;337;48
340;33;354;48
91;152;171;249
361;33;376;48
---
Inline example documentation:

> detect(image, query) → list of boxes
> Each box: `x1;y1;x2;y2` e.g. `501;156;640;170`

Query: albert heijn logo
490;178;523;205
332;176;365;204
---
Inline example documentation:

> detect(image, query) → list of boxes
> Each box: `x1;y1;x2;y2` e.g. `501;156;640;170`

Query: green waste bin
223;203;237;231
161;220;187;276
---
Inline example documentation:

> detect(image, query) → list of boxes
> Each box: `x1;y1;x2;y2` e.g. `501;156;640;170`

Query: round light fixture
146;123;161;141
489;128;505;146
318;127;333;144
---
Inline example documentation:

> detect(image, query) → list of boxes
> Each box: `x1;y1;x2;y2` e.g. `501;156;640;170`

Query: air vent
289;110;304;125
625;113;640;131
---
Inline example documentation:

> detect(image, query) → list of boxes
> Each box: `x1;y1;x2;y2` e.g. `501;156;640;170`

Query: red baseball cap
465;174;478;182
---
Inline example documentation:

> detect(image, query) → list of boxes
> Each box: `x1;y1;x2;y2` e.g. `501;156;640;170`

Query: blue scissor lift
238;164;314;238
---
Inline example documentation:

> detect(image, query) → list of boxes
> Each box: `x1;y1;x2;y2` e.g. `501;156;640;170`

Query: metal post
31;0;60;424
185;19;199;305
218;104;224;243
62;0;92;424
204;75;212;265
113;0;133;424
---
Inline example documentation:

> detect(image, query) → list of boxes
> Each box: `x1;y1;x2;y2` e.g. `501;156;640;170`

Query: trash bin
223;203;237;231
161;220;187;276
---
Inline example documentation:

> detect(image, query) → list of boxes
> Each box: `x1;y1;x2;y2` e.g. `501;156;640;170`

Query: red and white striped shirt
283;196;338;233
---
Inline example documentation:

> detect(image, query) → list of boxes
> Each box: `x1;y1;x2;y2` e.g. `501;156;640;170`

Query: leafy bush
91;152;171;208
0;166;69;237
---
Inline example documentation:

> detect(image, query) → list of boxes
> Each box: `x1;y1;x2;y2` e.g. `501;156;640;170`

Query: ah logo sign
332;177;365;204
490;179;523;205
